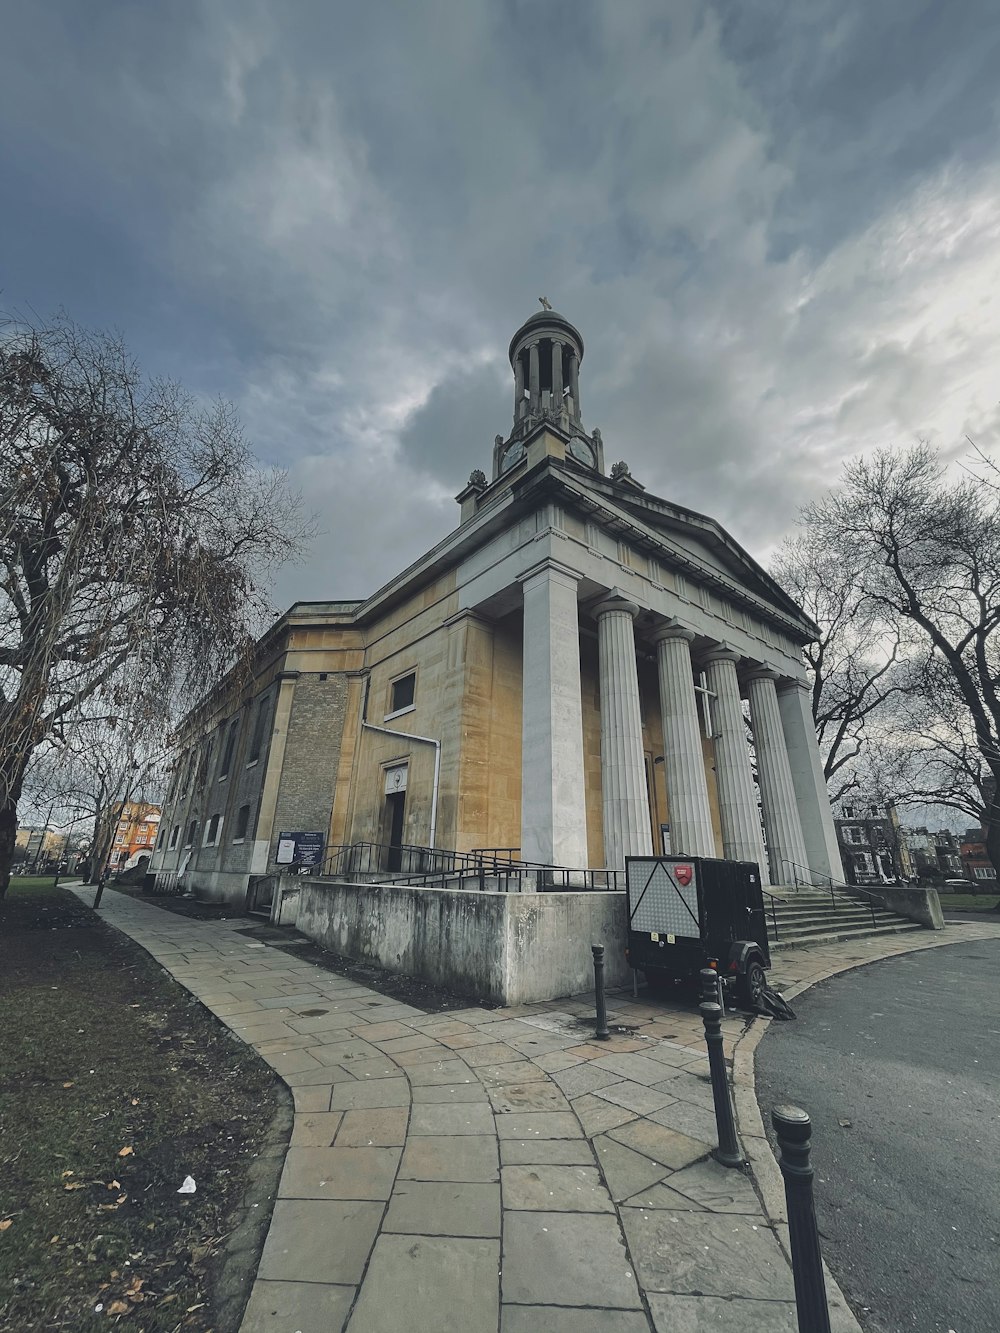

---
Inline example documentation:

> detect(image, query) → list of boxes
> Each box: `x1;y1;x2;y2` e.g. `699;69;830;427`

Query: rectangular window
185;820;198;848
234;804;251;841
388;672;416;716
247;697;270;765
219;717;239;780
169;825;179;849
974;866;997;880
156;830;166;849
204;814;222;846
843;826;864;846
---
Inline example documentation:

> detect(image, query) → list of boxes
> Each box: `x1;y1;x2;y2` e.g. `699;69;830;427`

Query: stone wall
270;673;350;870
295;879;631;1005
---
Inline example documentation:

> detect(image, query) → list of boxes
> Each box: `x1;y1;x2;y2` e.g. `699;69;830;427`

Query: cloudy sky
4;1;1000;611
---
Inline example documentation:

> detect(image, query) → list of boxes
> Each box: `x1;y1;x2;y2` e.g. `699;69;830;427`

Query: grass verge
0;880;284;1331
940;892;999;911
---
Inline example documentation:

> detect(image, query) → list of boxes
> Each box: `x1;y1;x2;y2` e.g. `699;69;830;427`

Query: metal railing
319;840;624;893
761;888;780;941
149;871;184;896
779;858;880;928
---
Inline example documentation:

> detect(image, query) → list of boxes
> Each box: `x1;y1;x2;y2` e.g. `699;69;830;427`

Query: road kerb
731;924;1000;1333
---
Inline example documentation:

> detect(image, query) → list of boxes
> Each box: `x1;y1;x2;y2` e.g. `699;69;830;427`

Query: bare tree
803;443;1000;874
23;684;171;883
0;314;310;896
771;534;905;803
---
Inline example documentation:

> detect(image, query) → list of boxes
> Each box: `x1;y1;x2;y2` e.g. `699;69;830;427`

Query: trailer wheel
740;957;766;1009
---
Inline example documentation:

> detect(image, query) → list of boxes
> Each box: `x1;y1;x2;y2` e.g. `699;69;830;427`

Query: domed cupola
491;300;604;480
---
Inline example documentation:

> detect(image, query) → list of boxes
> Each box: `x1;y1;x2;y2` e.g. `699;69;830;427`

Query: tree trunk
0;798;18;900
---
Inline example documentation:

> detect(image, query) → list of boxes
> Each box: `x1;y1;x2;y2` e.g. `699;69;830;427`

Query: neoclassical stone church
151;305;840;905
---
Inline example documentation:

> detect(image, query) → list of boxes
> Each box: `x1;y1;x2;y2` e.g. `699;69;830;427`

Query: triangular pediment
545;459;816;640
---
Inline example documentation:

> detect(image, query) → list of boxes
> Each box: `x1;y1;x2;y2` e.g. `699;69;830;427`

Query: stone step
768;911;906;933
770;921;926;951
768;907;900;926
769;916;909;944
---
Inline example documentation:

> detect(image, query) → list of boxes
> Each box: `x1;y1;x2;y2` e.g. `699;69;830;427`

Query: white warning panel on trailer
627;859;700;938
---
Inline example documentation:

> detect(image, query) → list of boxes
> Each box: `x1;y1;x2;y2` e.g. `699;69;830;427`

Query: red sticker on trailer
674;864;693;886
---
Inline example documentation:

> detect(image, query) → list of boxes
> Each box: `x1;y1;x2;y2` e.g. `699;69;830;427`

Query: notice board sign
275;830;325;869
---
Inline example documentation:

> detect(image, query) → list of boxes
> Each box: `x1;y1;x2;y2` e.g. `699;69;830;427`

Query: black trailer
624;855;771;1008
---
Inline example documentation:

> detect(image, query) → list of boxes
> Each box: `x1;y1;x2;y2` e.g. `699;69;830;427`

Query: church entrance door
383;791;406;871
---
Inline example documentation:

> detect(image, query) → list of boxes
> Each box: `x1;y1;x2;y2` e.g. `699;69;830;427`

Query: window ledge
231;837;246;845
383;704;416;723
245;758;260;769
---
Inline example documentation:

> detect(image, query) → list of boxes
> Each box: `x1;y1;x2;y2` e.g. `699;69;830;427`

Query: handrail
761;888;780;942
779;857;882;927
318;841;624;893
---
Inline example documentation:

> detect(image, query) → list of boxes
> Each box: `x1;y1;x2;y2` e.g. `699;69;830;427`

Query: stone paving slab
399;1133;499;1182
502;1210;644;1309
501;1163;615;1212
240;1279;356;1332
646;1293;798;1332
256;1198;382;1283
383;1179;501;1235
502;1309;651;1333
78;887;1000;1333
278;1145;401;1200
620;1209;795;1300
347;1235;499;1333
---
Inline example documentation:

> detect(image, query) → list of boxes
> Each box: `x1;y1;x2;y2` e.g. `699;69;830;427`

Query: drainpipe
360;679;441;850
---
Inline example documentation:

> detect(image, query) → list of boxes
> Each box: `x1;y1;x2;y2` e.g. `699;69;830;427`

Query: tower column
568;349;580;420
529;341;540;414
551;339;563;416
747;669;809;883
596;596;652;869
653;623;716;858
703;647;767;872
518;560;589;867
514;352;525;420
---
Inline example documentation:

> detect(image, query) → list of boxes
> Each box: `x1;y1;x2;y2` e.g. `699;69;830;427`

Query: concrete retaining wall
295;878;630;1005
874;885;944;929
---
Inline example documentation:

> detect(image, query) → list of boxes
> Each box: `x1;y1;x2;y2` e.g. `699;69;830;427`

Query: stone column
529;341;540;414
703;647;767;872
596;596;652;869
747;669;809;884
568;350;580;420
653;623;716;858
518;560;589;867
551;339;563;414
777;678;842;884
514;351;525;419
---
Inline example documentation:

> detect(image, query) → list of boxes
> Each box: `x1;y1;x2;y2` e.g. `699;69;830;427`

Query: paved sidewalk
73;888;1000;1332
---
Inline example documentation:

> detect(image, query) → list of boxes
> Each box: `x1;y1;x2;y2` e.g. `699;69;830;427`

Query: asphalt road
756;939;1000;1333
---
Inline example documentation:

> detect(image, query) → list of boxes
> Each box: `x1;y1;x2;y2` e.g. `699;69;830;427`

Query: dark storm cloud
2;0;999;606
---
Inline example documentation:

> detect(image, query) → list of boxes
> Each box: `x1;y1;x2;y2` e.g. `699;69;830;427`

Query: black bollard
772;1105;832;1333
592;944;610;1040
700;967;719;1005
699;1001;743;1168
93;873;106;909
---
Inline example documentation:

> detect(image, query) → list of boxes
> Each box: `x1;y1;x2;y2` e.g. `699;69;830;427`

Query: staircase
765;885;926;951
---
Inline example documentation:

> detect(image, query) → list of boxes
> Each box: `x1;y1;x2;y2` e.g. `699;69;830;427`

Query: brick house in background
104;800;161;871
835;805;908;885
960;829;997;887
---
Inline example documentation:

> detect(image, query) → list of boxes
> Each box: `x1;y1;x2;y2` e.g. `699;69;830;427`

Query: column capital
594;595;639;621
517;558;583;590
745;666;782;684
702;643;741;666
651;618;694;645
776;676;810;697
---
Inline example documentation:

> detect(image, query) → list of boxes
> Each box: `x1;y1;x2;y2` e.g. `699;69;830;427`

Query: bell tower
491;302;605;479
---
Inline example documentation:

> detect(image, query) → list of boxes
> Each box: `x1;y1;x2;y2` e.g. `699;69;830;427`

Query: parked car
941;878;971;892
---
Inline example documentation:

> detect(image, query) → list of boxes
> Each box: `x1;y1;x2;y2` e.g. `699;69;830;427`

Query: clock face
569;436;595;467
500;441;526;474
